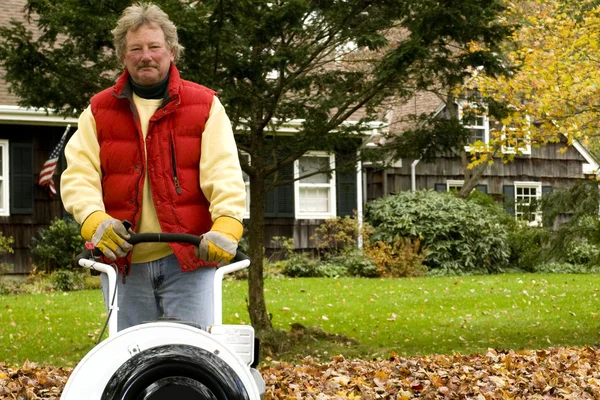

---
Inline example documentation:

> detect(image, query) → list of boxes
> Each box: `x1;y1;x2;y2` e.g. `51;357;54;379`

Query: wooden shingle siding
366;138;593;201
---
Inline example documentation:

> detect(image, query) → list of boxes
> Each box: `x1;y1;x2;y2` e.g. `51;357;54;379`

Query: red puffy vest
90;64;217;272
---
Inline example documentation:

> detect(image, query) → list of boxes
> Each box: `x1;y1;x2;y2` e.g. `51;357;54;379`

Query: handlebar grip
73;248;103;269
73;230;249;267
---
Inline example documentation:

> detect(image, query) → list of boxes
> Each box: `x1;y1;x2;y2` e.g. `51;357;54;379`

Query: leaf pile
2;346;600;399
261;346;600;399
0;361;69;399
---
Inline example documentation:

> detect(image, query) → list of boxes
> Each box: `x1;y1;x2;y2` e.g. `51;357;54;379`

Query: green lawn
1;273;599;367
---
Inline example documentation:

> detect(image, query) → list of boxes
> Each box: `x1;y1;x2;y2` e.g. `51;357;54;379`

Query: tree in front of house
0;0;512;334
384;0;600;199
467;0;600;160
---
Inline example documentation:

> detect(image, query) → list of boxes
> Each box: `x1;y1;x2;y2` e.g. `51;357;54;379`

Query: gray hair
112;2;184;63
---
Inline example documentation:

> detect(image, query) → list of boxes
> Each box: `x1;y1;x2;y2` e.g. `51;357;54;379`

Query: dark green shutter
434;183;446;192
10;143;34;214
542;186;552;196
476;184;488;194
336;170;357;217
264;163;294;217
503;185;515;216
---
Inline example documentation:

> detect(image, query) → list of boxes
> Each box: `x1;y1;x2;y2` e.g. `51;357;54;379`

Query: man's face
123;24;174;86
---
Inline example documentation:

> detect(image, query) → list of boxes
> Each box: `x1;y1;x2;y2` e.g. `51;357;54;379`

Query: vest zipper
170;132;182;194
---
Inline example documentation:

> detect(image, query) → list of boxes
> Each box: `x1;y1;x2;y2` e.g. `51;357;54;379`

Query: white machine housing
60;257;265;399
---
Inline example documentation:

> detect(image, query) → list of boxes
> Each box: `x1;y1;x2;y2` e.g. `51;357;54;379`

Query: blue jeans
100;254;216;332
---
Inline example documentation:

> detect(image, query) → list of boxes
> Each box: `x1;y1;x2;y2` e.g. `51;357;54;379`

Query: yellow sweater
61;94;246;263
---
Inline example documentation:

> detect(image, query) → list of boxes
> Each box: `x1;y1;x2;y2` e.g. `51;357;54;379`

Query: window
514;181;542;225
240;152;250;219
458;103;489;152
465;115;488;144
0;140;8;216
294;152;336;219
501;117;531;155
459;103;489;147
447;180;464;192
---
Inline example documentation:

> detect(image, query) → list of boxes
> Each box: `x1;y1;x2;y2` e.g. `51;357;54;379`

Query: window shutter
476;184;488;194
264;163;294;217
434;183;446;192
542;186;552;196
336;170;356;217
10;143;34;215
503;185;515;216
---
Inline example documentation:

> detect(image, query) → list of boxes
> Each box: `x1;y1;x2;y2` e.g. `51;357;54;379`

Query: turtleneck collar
130;72;170;99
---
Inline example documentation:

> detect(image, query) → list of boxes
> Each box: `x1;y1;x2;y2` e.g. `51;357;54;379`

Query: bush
532;262;600;274
365;190;509;275
274;236;349;278
566;239;599;265
364;238;427;277
50;270;85;292
281;254;348;278
31;217;85;272
313;216;358;257
505;222;550;272
0;232;15;294
20;273;55;294
0;232;14;257
329;248;379;278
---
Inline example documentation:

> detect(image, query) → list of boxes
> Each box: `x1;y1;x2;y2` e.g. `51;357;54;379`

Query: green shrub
0;232;14;256
51;270;85;292
274;236;349;278
83;274;102;290
539;182;600;265
505;222;550;271
566;239;599;265
328;248;379;278
0;232;15;292
532;262;600;274
30;217;85;272
20;273;55;294
365;190;509;275
281;255;339;277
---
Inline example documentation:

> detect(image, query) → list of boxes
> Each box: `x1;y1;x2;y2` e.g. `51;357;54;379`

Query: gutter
0;105;78;126
411;159;420;191
357;128;382;249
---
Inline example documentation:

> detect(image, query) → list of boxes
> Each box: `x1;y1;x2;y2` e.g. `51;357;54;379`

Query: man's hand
81;211;133;261
196;216;243;265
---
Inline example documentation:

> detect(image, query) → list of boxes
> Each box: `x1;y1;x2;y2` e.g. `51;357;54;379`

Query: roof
0;0;28;107
390;90;600;174
0;0;74;126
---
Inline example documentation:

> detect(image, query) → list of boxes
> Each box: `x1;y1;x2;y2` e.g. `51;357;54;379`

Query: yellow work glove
81;211;133;261
196;216;243;265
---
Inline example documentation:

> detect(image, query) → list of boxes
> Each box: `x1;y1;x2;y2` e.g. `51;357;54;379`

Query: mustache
137;63;158;70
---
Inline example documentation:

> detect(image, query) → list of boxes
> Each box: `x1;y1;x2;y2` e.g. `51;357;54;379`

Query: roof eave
0;105;78;126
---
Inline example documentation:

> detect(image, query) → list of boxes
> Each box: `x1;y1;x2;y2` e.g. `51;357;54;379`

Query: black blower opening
101;344;250;400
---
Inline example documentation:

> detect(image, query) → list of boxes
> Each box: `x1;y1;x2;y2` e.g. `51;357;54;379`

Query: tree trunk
246;173;273;334
458;152;489;199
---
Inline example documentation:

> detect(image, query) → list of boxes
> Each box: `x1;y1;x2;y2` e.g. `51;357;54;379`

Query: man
60;2;246;332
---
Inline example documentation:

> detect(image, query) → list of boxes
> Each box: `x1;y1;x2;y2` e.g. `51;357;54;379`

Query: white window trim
446;180;464;192
240;151;250;219
0;140;9;216
514;181;542;225
294;151;337;219
458;102;489;152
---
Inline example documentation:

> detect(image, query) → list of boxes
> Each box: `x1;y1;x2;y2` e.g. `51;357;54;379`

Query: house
4;2;590;275
364;90;600;222
0;0;373;274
